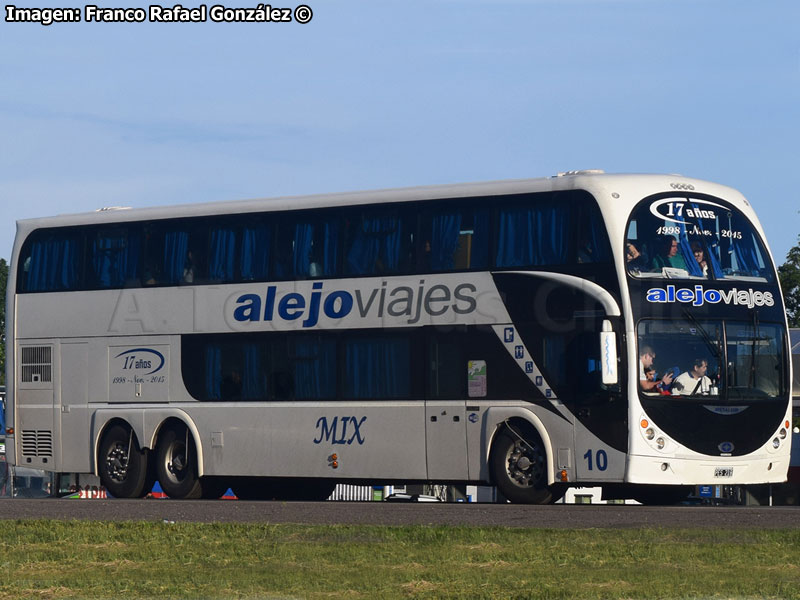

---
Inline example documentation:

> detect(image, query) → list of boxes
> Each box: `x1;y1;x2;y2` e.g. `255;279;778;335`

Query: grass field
0;520;799;599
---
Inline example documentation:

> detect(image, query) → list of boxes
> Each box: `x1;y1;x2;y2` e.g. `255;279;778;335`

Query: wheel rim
164;440;189;484
105;442;131;483
505;439;544;489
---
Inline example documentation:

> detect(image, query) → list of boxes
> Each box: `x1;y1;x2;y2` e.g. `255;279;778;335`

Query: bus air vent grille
21;346;52;383
21;430;53;458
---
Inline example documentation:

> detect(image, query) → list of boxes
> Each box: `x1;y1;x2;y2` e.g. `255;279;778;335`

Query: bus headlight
656;437;666;450
772;437;780;449
645;428;655;440
779;428;787;440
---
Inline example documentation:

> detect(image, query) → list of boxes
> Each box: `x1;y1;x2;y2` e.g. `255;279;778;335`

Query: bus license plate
714;468;733;478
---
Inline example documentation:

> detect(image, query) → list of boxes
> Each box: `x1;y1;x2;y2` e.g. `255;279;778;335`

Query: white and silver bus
4;171;792;503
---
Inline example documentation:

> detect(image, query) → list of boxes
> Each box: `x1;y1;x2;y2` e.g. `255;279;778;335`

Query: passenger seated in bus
182;251;196;284
672;359;712;396
642;367;666;395
625;241;648;272
577;238;594;263
221;370;242;401
691;241;709;276
651;236;689;271
639;345;674;393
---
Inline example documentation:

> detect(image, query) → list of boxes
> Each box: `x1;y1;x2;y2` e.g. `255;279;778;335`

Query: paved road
1;498;799;528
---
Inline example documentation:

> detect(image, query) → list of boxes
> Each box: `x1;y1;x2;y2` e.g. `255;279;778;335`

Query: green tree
0;257;6;386
778;236;800;328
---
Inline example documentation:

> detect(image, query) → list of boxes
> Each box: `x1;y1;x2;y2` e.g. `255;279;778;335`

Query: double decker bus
4;171;791;503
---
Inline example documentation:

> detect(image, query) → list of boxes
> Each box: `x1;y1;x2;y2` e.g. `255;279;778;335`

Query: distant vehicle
3;172;791;504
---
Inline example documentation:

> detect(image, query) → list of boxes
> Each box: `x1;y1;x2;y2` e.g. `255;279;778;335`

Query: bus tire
98;423;149;499
491;425;553;504
155;424;202;499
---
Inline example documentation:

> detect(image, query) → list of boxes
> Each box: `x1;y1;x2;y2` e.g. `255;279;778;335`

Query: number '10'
583;449;608;471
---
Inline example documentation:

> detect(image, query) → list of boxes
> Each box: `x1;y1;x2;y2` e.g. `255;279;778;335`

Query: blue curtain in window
164;231;189;284
585;209;610;263
92;234;139;288
241;225;271;281
242;343;265;400
346;216;403;275
293;223;314;277
293;338;336;399
733;232;762;275
538;205;569;265
730;214;763;275
210;228;236;281
27;237;79;291
471;209;490;268
321;222;339;276
344;338;409;398
430;212;461;271
205;345;222;401
690;205;724;278
496;204;568;267
677;222;703;277
290;221;339;278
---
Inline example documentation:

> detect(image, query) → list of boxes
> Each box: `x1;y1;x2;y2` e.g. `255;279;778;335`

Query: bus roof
14;171;746;239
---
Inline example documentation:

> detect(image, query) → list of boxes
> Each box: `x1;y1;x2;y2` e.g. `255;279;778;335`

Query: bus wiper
680;308;721;359
748;309;759;389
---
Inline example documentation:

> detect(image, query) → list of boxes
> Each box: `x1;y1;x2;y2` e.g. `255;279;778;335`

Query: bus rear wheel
155;424;202;499
98;423;150;499
491;424;553;504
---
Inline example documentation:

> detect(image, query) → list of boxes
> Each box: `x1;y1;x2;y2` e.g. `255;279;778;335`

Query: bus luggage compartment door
16;343;55;470
425;400;468;480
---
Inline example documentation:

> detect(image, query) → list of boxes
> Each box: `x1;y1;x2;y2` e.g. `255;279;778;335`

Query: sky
1;0;798;266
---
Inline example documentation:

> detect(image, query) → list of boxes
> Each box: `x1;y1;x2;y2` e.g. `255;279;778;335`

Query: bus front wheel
491;425;553;504
98;423;150;499
155;424;203;499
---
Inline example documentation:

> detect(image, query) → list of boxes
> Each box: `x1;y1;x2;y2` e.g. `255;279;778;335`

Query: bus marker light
5;428;12;435
560;470;568;482
332;461;339;469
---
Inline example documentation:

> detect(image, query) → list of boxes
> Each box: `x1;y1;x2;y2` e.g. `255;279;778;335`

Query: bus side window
276;215;340;279
143;223;207;286
20;230;83;292
495;199;570;267
576;202;611;265
344;209;414;276
420;206;489;272
88;228;140;289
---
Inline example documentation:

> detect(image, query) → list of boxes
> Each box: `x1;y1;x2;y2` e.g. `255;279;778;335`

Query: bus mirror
600;320;618;385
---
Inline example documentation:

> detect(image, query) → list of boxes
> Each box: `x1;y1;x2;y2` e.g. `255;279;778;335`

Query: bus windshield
626;196;774;282
637;320;786;403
